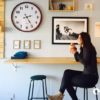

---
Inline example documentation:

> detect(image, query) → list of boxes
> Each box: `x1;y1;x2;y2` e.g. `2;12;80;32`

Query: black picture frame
52;17;89;44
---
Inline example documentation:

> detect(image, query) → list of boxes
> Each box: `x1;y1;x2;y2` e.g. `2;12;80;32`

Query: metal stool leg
86;88;88;100
28;80;32;100
75;87;77;93
45;79;48;100
42;80;45;100
95;87;98;100
31;81;34;100
84;88;86;100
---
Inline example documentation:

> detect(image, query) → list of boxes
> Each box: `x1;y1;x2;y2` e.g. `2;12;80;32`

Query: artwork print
52;17;88;44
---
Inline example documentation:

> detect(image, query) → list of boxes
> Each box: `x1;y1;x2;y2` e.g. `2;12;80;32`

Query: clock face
11;2;42;32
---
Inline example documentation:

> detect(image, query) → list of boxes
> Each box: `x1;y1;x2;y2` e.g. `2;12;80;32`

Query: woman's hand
69;43;77;54
70;47;77;54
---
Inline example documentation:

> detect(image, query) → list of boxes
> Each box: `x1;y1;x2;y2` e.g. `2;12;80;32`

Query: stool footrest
32;97;48;99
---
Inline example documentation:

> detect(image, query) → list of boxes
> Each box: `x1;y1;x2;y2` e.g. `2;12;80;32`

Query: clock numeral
25;5;29;8
35;11;37;14
20;25;22;28
31;7;33;10
16;11;20;14
31;25;33;28
15;16;17;18
20;7;23;10
35;21;37;24
26;26;28;29
16;21;19;24
37;16;39;19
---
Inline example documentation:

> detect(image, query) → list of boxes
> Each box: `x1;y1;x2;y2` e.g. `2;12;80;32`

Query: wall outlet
84;3;93;10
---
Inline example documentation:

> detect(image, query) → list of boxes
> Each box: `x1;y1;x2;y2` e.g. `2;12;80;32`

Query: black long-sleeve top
74;45;99;77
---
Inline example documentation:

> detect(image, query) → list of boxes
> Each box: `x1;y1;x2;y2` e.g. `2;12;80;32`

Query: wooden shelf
49;0;75;11
6;57;100;64
0;0;4;58
49;9;74;12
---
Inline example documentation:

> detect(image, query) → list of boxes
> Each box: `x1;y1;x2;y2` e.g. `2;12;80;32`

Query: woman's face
78;34;83;45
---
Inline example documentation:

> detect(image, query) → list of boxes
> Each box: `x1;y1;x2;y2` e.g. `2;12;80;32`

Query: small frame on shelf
34;40;41;49
13;40;21;49
23;40;31;49
49;0;75;11
52;17;88;44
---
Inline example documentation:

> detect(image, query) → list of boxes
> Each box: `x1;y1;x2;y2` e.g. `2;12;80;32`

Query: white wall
0;0;100;100
5;0;100;58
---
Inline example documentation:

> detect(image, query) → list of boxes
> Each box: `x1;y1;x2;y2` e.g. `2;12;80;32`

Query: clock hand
24;14;33;26
23;14;28;19
28;15;32;17
23;17;26;19
23;14;32;19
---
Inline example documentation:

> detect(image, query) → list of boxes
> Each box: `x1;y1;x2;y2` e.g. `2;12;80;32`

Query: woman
56;24;62;40
48;32;99;100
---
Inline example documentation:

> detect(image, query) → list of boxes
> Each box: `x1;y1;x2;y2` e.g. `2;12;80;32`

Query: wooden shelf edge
49;9;75;11
5;57;100;64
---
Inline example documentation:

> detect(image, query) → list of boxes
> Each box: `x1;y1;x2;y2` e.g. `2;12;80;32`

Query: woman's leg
59;69;82;100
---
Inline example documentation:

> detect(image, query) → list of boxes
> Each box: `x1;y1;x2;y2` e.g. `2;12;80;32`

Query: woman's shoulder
83;45;94;51
84;44;96;54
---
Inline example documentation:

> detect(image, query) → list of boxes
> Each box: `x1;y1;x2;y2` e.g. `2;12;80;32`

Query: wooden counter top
6;57;100;64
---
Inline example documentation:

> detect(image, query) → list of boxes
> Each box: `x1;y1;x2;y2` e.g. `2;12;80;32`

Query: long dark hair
80;32;92;47
80;32;97;54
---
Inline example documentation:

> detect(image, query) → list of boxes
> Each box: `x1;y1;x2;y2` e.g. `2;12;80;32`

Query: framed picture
52;17;88;44
23;40;31;49
34;40;41;49
13;40;21;49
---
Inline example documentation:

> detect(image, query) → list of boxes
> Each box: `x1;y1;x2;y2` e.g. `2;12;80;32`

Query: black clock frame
11;2;42;32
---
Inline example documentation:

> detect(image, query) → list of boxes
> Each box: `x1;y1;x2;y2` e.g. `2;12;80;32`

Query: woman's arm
74;48;91;65
74;52;80;61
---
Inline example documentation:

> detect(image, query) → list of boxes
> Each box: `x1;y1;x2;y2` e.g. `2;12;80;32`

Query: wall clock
11;2;42;32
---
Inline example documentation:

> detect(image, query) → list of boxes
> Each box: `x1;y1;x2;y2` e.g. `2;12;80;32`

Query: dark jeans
59;69;98;100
